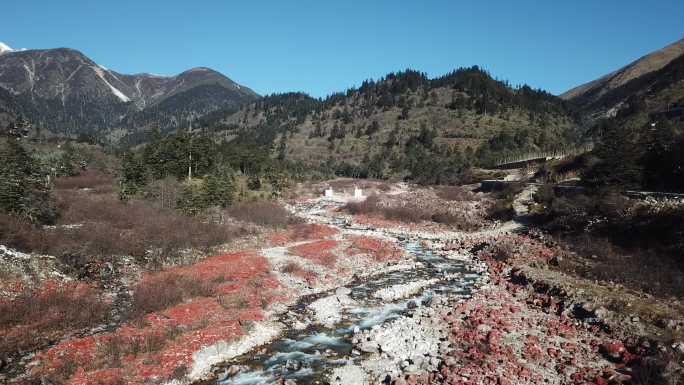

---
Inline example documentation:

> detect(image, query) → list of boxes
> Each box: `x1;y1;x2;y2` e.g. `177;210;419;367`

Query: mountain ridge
0;44;258;135
561;37;684;111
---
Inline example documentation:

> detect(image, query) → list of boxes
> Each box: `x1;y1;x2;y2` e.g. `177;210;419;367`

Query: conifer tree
203;166;236;208
0;138;56;223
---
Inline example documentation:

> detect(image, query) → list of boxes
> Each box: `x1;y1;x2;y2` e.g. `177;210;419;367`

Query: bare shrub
131;273;214;315
0;191;242;266
382;206;430;223
318;253;337;268
0;285;106;329
563;234;684;298
96;325;184;370
631;357;667;385
53;169;114;191
486;199;516;221
437;186;478;201
344;195;429;223
0;213;49;252
226;200;295;228
342;195;381;215
489;241;517;261
217;293;249;310
281;261;303;274
431;212;481;231
0;284;109;357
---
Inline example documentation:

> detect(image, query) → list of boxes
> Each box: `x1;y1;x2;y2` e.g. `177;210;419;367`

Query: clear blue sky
2;0;682;97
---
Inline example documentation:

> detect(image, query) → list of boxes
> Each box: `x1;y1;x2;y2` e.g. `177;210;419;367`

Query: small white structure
354;187;363;199
324;188;334;198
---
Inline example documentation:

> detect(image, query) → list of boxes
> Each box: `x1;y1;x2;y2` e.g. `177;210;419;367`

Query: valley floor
2;181;683;385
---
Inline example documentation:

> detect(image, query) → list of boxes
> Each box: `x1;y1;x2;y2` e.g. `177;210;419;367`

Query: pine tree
0;138;56;223
176;181;208;216
203;166;236;208
120;152;146;199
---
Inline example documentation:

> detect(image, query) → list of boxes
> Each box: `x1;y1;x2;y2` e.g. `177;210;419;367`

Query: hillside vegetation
197;67;582;183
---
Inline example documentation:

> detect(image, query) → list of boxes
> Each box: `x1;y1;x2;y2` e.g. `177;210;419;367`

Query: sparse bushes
486;182;524;221
131;273;214;315
97;327;183;369
0;191;242;267
558;233;684;298
226;200;295;228
488;241;518;261
436;186;478;201
537;186;684;297
486;200;516;221
343;195;430;223
430;212;481;231
0;283;109;357
53;169;114;191
345;194;484;229
280;261;303;274
382;205;431;223
343;194;382;215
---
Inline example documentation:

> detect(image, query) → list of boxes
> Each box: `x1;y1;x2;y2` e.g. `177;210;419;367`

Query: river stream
213;231;480;385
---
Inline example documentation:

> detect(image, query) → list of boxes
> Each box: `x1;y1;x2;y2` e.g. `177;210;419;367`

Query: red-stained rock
600;342;626;361
345;235;402;261
288;240;339;267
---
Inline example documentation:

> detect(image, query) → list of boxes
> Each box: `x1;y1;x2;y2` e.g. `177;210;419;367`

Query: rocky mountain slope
561;37;684;120
0;42;258;136
0;87;19;129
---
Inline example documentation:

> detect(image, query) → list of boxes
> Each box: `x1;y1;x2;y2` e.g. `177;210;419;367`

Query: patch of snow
0;42;14;54
91;66;131;102
22;64;35;86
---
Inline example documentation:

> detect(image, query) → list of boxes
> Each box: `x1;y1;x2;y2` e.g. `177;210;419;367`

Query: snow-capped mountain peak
0;42;14;54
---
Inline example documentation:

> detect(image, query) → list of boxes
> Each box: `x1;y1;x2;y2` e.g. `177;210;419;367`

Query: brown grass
326;178;392;192
226;200;296;228
436;186;479;201
217;293;250;310
557;234;684;298
344;195;429;223
280;261;303;274
131;273;214;315
0;283;109;357
489;241;518;261
430;212;481;231
53;169;115;193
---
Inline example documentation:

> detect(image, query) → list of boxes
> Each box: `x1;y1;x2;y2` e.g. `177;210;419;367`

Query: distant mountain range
0;42;258;136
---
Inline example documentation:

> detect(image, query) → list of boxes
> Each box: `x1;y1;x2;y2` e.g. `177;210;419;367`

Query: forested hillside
199;67;582;183
578;52;684;192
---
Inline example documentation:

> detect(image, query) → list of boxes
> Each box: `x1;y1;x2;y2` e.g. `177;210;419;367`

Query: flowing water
213;238;480;385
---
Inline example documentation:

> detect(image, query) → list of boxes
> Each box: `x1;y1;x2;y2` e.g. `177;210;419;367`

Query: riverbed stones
330;363;368;385
285;359;301;371
307;291;357;327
